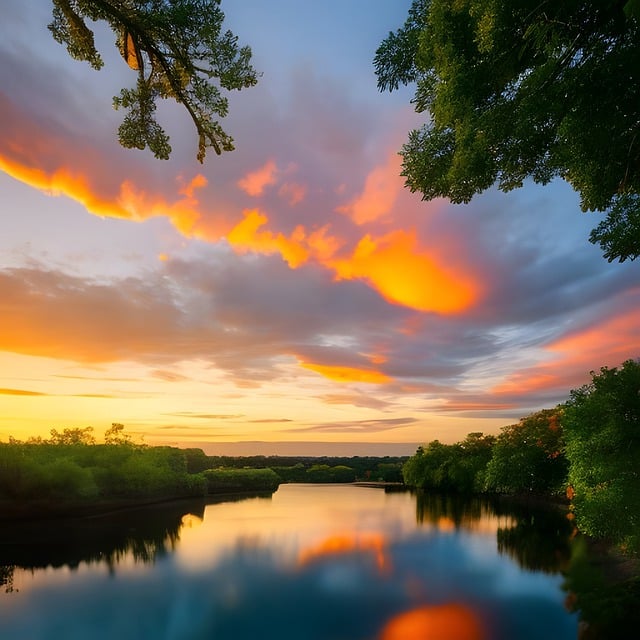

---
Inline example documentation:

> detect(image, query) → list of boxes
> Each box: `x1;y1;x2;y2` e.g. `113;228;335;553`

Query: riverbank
564;535;640;639
584;537;640;583
352;481;406;490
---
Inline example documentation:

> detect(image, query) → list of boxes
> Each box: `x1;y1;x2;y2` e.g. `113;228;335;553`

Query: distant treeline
0;424;405;519
403;360;640;555
183;450;406;483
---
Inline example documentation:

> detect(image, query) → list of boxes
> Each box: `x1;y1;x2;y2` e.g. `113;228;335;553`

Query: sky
0;1;638;456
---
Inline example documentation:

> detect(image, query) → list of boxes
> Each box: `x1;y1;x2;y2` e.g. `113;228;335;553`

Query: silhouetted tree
49;0;258;161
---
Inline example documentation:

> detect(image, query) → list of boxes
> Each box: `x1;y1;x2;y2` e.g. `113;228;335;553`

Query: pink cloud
335;151;403;225
278;182;307;206
237;159;278;196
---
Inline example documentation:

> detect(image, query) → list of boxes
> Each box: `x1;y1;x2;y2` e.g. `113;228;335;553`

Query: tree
49;0;258;161
563;360;640;551
449;432;495;493
403;434;495;492
484;408;567;495
49;426;97;445
402;440;453;490
104;422;132;445
374;1;640;261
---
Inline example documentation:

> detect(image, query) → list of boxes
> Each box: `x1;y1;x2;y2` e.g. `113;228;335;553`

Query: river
0;483;580;639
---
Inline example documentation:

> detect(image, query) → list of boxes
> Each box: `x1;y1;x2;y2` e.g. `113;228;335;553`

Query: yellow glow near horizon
0;351;505;450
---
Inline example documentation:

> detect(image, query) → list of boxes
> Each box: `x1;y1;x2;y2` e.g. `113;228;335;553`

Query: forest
402;360;640;555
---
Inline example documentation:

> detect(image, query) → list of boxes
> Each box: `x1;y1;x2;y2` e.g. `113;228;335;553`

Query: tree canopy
374;0;640;261
49;0;258;161
402;432;495;493
563;359;640;551
483;408;566;496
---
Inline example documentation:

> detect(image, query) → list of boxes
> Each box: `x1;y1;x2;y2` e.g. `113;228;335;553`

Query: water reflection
415;491;515;533
0;498;205;592
0;493;273;593
298;532;389;572
496;505;574;574
0;485;580;640
415;491;574;575
380;603;484;640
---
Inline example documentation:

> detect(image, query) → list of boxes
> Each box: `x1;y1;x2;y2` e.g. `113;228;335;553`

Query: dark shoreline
0;489;277;524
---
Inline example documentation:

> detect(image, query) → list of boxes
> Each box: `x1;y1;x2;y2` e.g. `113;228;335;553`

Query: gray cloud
287;417;418;434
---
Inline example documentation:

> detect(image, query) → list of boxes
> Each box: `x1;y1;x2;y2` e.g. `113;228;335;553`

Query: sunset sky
1;0;638;456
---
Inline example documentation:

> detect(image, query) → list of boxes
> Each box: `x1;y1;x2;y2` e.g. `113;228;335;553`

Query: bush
0;442;204;508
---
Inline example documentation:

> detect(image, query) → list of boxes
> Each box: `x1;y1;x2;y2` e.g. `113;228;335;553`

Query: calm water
0;484;579;639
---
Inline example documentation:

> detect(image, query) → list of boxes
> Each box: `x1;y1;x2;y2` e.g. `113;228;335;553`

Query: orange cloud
300;362;391;384
237;159;278;196
0;149;212;238
0;388;46;396
487;304;640;401
227;211;477;314
491;372;560;397
330;231;478;313
226;209;310;268
336;152;403;225
0;155;129;219
117;175;209;236
439;401;517;412
380;604;485;640
306;225;345;262
0;93;226;240
0;268;185;363
547;309;640;362
1;96;478;316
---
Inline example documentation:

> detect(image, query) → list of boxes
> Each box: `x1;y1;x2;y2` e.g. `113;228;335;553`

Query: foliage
49;426;96;445
563;360;640;551
403;432;494;493
451;432;495;492
403;440;456;490
484;408;567;496
305;464;356;483
375;0;640;261
0;437;206;507
202;468;280;494
202;454;407;483
271;463;307;483
375;462;404;483
49;0;258;161
104;422;132;445
563;537;640;638
183;447;211;473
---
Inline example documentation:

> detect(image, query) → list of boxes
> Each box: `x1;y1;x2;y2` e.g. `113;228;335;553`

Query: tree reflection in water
0;498;206;592
496;505;574;574
0;486;582;640
414;489;639;639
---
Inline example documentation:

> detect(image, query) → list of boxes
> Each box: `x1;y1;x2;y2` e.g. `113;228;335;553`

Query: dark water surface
0;484;579;639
